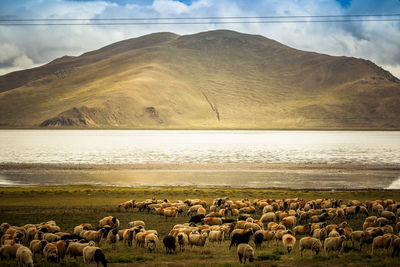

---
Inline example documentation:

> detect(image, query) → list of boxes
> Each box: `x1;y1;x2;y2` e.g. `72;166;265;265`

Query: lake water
0;130;400;189
0;130;400;165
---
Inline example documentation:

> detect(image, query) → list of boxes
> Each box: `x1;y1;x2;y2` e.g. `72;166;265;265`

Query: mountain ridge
0;30;399;129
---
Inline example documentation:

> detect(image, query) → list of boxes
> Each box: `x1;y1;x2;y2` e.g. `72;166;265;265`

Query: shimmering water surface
1;130;399;165
1;130;399;189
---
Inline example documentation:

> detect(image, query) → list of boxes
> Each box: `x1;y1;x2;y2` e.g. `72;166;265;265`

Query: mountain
0;30;399;129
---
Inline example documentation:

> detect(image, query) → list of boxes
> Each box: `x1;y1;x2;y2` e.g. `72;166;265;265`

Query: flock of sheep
1;196;400;266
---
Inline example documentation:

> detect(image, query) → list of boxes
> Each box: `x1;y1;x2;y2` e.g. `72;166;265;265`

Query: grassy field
1;186;400;266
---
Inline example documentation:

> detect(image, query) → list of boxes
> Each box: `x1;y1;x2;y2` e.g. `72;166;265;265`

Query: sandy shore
1;162;400;171
1;162;399;189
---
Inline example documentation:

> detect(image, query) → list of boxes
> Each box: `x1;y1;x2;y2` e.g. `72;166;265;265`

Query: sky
0;0;400;78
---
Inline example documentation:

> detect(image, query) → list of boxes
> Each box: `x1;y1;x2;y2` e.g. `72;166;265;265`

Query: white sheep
299;237;322;256
176;232;189;252
237;243;254;264
282;234;296;253
324;236;346;255
208;230;225;243
145;233;159;253
82;246;107;267
16;246;34;267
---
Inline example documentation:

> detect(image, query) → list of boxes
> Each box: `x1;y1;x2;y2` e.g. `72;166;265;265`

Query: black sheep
163;235;176;254
254;232;264;249
229;231;253;250
189;214;205;224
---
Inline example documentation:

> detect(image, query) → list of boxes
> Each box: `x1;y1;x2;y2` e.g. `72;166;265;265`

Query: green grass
1;186;400;266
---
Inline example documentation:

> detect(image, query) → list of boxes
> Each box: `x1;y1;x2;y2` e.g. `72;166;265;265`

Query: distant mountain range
0;30;399;129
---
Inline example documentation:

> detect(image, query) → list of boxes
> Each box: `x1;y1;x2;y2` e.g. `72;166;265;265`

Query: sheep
99;216;119;228
29;239;47;258
15;246;33;267
163;235;176;254
106;229;119;249
229;230;253;250
202;217;222;226
145;233;159;253
43;233;60;243
118;199;135;211
189;231;208;248
208;229;225;243
176;232;189;252
371;234;393;255
127;220;145;228
254;230;275;249
164;207;178;221
293;224;311;236
324;236;346;255
244;222;262;232
43;243;58;263
376;217;390;227
82;229;106;245
392;236;400;256
328;228;341;238
281;234;296;253
197;207;206;216
0;243;22;261
66;241;95;259
237;243;254;264
280;215;297;229
120;229;135;247
189;214;205;224
260;212;277;224
187;205;204;216
83;246;107;267
380;211;396;224
312;228;327;242
299;237;322;256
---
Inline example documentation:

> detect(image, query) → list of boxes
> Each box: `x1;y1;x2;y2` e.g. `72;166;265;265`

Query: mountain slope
0;30;399;129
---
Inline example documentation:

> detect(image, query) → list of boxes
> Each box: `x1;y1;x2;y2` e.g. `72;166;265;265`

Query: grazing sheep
230;230;253;250
312;228;327;242
237;243;254;264
202;217;222;226
0;243;22;261
244;222;262;232
376;217;390;227
208;230;225;243
324;236;346;255
66;241;95;259
163;235;176;254
43;233;60;243
392;236;400;256
29;240;47;258
16;246;33;267
99;216;119;228
254;230;275;249
299;237;322;256
118;199;135;211
372;234;393;255
176;232;189;252
106;229;119;249
189;231;208;248
53;240;69;261
274;230;292;246
85;229;106;244
293;224;311;236
189;214;205;224
43;243;58;263
260;212;277;224
282;234;296;253
120;229;135;247
164;207;178;221
280;215;297;229
76;224;95;237
127;220;145;228
380;211;396;224
83;246;107;267
145;233;159;253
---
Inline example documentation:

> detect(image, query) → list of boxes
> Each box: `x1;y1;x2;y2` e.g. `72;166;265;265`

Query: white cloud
0;0;399;79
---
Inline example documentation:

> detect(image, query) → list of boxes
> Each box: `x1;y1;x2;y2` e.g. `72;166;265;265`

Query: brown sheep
282;234;296;253
371;234;393;255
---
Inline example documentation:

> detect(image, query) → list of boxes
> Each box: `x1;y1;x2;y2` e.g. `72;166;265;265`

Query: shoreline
1;162;400;171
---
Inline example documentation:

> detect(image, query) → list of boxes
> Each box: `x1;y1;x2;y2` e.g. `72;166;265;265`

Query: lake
0;130;399;189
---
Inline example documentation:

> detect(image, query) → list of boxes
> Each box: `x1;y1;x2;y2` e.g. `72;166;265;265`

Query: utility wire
1;14;400;21
1;19;400;26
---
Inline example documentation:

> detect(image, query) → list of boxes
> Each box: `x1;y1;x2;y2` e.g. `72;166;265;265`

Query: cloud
0;0;399;78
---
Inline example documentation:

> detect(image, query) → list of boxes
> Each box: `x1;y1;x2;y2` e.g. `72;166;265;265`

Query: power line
1;14;400;21
1;19;400;26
